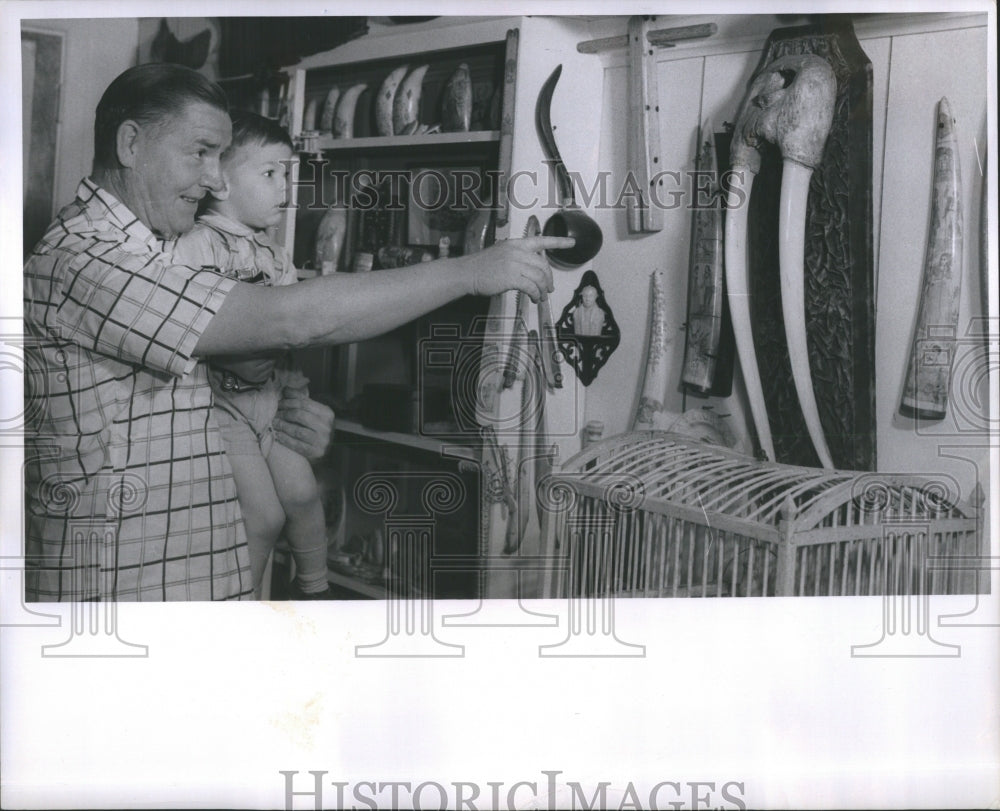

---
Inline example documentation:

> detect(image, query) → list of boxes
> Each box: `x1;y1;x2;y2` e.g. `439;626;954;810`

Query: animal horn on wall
681;121;725;394
632;270;673;431
899;97;963;420
725;53;836;467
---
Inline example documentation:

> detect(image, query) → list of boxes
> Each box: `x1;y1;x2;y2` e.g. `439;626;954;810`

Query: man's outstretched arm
192;236;571;356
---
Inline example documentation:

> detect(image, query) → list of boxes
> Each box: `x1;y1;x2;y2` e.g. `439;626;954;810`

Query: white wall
568;12;990;508
21;18;138;214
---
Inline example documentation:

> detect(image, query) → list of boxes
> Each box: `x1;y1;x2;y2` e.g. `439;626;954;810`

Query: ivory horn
682;122;725;394
726;53;836;466
375;65;409;137
393;64;429;135
899;97;963;420
318;87;340;134
723;166;774;459
632;269;673;431
779;159;834;468
332;83;367;140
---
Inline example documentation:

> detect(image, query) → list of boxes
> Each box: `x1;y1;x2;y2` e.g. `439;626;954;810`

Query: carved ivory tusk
779;160;834;468
727;53;836;465
633;270;675;431
333;83;367;139
393;65;429;135
682;123;725;394
318;88;339;134
303;98;319;132
723;168;775;460
900;97;963;420
375;65;409;137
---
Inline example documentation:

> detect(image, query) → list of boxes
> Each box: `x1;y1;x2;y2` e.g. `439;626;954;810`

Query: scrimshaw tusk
727;53;836;466
332;83;366;140
375;65;409;137
319;88;339;133
779;159;834;468
632;270;676;431
393;65;430;135
900;97;963;420
724;168;775;460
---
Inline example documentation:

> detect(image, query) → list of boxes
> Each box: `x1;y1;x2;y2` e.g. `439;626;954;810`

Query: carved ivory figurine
573;285;606;336
724;54;837;468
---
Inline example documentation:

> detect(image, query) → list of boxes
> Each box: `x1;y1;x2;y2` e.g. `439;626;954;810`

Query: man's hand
463;235;575;301
273;377;334;460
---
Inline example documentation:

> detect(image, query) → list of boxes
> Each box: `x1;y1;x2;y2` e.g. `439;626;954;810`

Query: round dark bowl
542;209;603;268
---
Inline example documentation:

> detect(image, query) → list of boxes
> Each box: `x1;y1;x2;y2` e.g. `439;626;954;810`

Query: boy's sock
289;578;333;600
294;569;330;594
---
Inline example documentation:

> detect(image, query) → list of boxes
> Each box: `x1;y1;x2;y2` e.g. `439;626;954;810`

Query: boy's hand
464;236;574;301
273;385;334;461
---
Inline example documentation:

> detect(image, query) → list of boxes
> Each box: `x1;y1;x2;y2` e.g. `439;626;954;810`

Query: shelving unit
271;22;519;600
334;418;480;462
270;16;608;600
300;130;500;153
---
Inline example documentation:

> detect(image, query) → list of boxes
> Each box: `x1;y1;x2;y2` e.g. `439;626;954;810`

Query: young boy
173;111;330;599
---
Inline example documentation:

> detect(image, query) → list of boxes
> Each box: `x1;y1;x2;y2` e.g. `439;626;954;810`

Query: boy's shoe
289;582;334;600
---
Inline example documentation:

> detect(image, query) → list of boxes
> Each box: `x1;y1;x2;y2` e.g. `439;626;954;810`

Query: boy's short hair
226;109;294;159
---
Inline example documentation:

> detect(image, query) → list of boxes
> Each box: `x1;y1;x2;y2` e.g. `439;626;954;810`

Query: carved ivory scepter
899;97;963;420
724;54;836;467
681;122;725;394
632;270;672;431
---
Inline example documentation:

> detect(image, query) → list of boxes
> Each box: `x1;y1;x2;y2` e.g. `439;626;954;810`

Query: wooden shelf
335;418;480;462
301;130;500;153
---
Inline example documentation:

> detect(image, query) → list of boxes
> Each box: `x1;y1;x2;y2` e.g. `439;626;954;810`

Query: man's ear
115;120;142;168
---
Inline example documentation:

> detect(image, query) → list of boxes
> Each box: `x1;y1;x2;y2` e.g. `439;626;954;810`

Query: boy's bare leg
227;453;287;597
266;441;329;595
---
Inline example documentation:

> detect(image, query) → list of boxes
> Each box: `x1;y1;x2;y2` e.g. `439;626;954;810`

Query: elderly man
24;63;568;601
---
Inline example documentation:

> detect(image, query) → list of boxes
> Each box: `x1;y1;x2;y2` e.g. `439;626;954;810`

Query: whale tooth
318;87;339;133
393;64;429;135
375;65;409;136
332;83;366;139
303;98;319;132
442;63;472;132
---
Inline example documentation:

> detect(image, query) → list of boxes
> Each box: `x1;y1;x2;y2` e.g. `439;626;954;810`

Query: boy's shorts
209;367;283;457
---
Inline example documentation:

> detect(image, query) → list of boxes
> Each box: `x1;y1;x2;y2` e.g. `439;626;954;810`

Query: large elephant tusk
724;166;775;460
779;159;834;468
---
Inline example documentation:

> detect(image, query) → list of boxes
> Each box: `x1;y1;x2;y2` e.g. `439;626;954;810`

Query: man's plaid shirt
23;179;254;600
